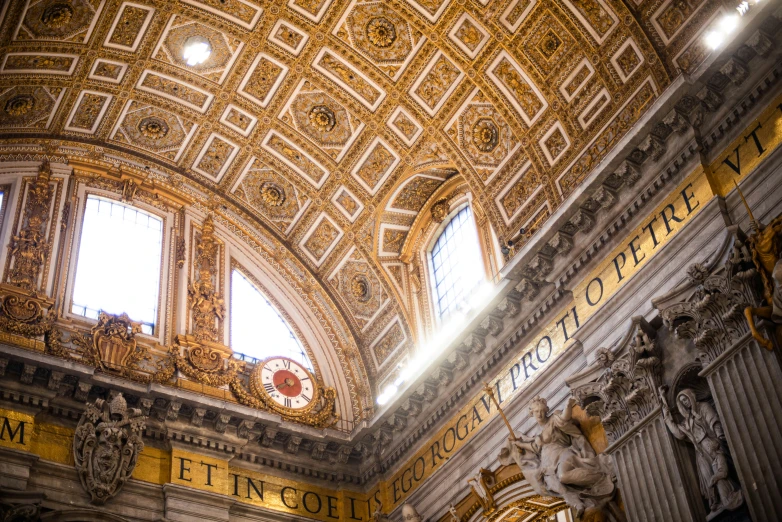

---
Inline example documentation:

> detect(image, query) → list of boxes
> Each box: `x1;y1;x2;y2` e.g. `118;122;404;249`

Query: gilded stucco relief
0;0;716;388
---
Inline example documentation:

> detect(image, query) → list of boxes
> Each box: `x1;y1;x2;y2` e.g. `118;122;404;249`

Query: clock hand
275;378;296;390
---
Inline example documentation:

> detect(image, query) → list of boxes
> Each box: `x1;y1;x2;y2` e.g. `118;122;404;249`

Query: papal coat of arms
73;394;146;504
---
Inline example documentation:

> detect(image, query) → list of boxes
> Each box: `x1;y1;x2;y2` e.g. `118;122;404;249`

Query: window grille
230;269;313;370
72;196;163;335
430;206;484;320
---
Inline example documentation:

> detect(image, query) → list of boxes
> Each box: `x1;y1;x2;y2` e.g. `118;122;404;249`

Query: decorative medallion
330;247;388;330
14;0;105;43
232;157;310;235
0;86;64;130
279;80;364;162
111;100;197;161
334;1;425;81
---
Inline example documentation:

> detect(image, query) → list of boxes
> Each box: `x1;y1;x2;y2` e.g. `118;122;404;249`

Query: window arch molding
382;172;502;338
63;184;177;345
214;224;358;423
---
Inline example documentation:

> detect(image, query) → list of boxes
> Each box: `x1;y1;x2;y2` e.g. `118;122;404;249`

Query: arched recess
441;466;571;522
376;167;503;347
0;151;370;423
217;215;362;423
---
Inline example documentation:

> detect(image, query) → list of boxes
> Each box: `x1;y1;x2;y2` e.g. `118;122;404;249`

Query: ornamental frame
60;182;176;346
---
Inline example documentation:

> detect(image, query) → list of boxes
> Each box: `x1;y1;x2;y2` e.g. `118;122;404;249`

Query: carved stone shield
92;312;142;371
73;394;145;504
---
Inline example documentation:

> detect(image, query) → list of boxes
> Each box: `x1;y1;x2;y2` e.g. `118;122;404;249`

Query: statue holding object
734;182;782;350
489;384;620;520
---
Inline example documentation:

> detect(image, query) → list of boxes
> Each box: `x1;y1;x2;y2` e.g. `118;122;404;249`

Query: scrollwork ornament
188;215;225;342
72;311;151;383
6;160;54;293
231;369;339;429
169;337;244;387
73;394;146;505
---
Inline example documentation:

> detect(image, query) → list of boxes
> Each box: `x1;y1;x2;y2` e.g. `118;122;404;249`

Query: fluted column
606;407;706;522
699;333;782;522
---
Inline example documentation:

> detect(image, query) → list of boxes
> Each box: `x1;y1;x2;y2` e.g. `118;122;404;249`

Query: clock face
259;357;315;410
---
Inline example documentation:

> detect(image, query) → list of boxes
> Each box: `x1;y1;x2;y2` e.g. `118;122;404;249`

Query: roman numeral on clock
284;398;292;408
282;360;291;369
301;394;311;403
264;383;276;394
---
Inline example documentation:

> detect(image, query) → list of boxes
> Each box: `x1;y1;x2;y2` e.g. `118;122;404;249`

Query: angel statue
659;387;743;518
497;395;618;520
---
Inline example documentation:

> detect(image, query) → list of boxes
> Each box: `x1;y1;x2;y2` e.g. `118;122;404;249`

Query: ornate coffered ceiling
0;0;719;391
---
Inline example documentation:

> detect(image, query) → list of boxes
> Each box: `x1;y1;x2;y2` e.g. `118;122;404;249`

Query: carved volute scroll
570;317;662;444
657;236;763;366
6;160;54;293
188;214;224;343
73;394;146;505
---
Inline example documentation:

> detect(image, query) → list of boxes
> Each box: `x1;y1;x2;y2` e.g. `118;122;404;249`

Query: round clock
256;357;318;411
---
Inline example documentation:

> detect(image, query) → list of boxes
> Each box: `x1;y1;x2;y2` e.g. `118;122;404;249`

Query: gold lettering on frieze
381;166;716;511
710;92;782;197
170;449;373;521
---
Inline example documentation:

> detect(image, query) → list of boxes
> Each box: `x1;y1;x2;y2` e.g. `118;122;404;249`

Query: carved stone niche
73;394;146;505
567;317;707;522
654;229;782;521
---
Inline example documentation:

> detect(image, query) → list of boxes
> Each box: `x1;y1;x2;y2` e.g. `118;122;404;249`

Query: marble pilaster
699;334;782;522
605;408;705;522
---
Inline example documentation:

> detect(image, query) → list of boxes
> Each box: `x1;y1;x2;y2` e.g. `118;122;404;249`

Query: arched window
230;269;313;370
71;196;163;334
430;205;484;320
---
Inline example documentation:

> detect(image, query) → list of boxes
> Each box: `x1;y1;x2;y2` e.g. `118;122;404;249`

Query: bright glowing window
230;269;313;370
430;206;484;320
71;196;163;335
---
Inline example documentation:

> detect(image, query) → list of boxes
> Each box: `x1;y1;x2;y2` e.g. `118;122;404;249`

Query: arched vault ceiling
0;0;718;385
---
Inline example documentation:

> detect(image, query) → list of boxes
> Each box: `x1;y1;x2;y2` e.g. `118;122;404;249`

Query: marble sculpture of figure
401;504;423;522
659;387;743;518
466;470;492;508
498;396;617;519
